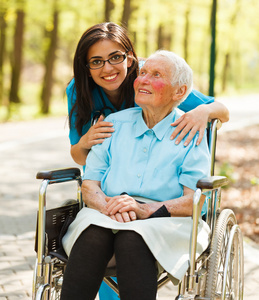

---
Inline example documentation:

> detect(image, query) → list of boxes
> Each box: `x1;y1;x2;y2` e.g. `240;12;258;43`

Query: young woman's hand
81;115;115;149
170;101;229;147
170;105;208;146
71;115;114;165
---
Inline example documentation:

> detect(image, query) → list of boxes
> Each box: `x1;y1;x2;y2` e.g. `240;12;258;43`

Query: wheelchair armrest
196;175;228;190
36;167;81;180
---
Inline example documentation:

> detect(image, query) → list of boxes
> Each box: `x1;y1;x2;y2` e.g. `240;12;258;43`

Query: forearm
132;194;196;219
82;180;108;215
131;195;194;219
105;188;205;219
149;187;205;217
164;193;205;217
163;194;194;217
203;101;229;123
70;143;90;166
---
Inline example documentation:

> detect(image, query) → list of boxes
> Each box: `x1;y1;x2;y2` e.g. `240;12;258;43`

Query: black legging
61;225;157;300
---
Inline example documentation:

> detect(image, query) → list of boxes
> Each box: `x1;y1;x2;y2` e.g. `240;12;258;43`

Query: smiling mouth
103;74;118;81
139;89;151;94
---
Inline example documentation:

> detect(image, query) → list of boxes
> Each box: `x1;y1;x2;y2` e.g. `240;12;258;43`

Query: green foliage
217;162;236;187
250;177;259;186
1;0;259;121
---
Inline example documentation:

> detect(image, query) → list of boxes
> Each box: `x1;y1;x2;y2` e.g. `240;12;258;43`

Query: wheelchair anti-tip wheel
205;209;244;300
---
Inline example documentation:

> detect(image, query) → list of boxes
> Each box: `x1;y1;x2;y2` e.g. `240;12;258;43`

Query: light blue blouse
83;107;211;205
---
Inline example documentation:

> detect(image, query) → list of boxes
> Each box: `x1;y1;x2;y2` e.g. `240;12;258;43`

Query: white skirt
62;202;210;284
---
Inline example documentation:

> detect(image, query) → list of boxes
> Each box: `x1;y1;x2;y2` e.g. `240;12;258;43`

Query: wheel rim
205;209;244;300
222;225;244;300
213;218;234;299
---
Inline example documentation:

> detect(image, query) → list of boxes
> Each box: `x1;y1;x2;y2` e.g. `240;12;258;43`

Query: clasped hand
105;194;149;223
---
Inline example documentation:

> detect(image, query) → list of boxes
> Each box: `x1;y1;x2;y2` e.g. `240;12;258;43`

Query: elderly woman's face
134;56;177;110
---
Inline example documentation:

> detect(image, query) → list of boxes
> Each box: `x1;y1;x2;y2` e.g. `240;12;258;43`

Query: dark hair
69;22;139;135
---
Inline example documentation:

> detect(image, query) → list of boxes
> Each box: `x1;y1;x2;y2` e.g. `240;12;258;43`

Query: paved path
217;93;259;132
1;94;259;299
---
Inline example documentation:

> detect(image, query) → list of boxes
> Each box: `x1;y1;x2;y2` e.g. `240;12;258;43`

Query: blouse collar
134;109;177;140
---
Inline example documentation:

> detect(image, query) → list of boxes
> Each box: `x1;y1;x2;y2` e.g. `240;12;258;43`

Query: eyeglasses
87;52;128;70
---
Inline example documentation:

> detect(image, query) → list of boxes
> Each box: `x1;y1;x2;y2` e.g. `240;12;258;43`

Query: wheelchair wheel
205;209;244;300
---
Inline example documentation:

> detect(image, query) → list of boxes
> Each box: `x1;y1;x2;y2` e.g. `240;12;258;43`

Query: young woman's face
87;39;133;96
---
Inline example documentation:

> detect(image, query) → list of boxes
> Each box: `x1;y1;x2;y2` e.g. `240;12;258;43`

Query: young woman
67;22;229;299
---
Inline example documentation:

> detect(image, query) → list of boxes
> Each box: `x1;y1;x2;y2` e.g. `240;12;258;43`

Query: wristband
149;205;171;218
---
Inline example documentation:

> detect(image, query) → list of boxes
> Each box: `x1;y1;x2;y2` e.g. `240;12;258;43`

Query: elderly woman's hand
109;211;137;223
170;105;209;146
105;194;150;221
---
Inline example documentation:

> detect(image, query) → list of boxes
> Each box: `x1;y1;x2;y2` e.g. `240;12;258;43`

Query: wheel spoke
205;209;244;300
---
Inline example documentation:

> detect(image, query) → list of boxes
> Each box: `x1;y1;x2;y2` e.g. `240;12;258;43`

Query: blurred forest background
1;0;259;122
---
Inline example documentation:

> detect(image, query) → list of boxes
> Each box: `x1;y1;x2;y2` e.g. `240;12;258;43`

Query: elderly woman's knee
115;230;150;254
78;225;114;248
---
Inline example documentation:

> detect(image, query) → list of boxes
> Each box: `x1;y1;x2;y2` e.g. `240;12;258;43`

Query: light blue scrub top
83;107;211;207
66;79;214;146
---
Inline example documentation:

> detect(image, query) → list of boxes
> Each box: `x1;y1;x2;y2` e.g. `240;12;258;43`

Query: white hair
148;50;193;102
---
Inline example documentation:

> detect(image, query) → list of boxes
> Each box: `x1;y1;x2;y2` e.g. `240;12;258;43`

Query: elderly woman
61;50;211;300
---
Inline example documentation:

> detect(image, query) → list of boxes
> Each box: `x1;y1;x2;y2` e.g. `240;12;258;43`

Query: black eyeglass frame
86;51;129;70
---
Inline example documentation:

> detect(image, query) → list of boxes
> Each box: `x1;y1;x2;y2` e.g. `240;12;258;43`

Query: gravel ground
216;124;259;243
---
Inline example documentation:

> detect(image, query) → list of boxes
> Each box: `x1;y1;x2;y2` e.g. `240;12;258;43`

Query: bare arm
201;101;229;123
106;186;206;219
82;180;137;222
171;101;229;146
71;143;90;166
82;180;108;215
70;115;115;166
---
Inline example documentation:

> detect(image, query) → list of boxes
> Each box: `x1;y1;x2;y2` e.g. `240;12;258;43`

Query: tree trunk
0;9;7;105
104;0;114;21
183;5;190;62
208;0;217;97
9;9;25;104
157;24;163;50
221;53;230;92
221;0;240;93
121;0;131;28
40;9;59;114
144;13;149;58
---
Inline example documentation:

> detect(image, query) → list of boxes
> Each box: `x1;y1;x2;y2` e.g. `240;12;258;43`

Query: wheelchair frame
32;119;244;300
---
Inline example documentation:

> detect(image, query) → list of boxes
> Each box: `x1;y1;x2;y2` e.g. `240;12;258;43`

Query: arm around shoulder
205;101;229;123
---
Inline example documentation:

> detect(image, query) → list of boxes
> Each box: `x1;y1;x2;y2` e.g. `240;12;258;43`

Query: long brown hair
69;22;139;135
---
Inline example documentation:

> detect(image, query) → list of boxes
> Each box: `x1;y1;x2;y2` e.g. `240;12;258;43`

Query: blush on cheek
152;81;166;91
133;77;140;89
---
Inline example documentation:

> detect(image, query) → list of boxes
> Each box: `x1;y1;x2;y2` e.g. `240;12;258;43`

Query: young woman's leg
61;225;114;300
114;230;157;300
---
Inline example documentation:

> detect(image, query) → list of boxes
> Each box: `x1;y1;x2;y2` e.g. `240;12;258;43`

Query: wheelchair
32;119;244;300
